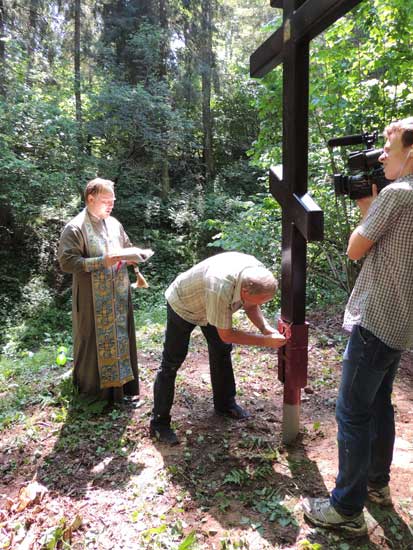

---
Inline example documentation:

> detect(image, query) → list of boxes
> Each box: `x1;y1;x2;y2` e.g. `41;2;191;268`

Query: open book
113;247;154;263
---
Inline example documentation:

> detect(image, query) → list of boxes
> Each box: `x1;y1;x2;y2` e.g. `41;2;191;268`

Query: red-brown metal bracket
277;319;309;405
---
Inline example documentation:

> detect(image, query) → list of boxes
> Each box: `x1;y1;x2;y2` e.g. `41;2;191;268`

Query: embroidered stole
82;210;134;388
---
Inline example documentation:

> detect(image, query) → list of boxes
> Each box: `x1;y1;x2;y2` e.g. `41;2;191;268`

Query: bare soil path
1;313;413;549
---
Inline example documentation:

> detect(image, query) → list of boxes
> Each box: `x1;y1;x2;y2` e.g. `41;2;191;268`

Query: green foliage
297;541;323;550
207;194;281;272
223;467;252;486
213;76;262;169
0;346;60;431
220;536;250;550
3;0;413;355
252;488;298;527
1;277;71;353
178;531;198;550
139;521;199;550
88;78;193;175
248;0;413;302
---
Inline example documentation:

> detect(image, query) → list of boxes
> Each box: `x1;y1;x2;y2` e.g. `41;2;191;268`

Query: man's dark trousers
330;325;401;515
152;303;236;426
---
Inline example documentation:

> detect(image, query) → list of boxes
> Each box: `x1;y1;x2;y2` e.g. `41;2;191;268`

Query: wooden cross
250;0;363;443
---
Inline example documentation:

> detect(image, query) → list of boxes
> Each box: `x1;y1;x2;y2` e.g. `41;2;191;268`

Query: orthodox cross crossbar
250;0;363;443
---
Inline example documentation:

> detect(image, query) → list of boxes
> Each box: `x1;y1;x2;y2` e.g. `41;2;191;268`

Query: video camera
328;131;389;200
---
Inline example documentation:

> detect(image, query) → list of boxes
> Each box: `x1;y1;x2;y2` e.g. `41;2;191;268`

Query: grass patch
0;287;167;432
0;346;68;431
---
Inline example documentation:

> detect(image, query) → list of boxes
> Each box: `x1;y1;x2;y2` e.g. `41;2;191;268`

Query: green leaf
178;530;197;550
141;524;168;537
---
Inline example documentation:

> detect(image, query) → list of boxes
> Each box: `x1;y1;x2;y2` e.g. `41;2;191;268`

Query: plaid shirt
343;174;413;350
165;252;263;328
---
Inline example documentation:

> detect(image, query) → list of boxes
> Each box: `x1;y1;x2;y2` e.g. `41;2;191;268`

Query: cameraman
303;117;413;537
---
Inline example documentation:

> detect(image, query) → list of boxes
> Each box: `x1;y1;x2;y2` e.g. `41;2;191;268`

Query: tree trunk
74;0;82;130
159;0;170;199
183;19;194;105
201;0;214;186
25;0;39;84
0;0;5;96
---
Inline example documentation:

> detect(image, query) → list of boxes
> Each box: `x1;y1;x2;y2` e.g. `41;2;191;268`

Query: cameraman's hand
356;184;377;218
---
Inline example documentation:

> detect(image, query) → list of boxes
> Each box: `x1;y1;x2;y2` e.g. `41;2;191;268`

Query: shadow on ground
37;396;145;499
149;369;411;549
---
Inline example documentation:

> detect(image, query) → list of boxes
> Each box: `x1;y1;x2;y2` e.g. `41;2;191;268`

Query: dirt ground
1;312;413;549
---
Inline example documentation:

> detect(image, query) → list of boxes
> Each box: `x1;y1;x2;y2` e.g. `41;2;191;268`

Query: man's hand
347;184;377;261
217;327;287;348
138;248;154;262
356;184;377;218
263;331;287;348
243;304;277;335
260;323;277;335
103;253;121;268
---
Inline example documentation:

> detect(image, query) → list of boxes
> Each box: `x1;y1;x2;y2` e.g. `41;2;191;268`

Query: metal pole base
282;402;300;444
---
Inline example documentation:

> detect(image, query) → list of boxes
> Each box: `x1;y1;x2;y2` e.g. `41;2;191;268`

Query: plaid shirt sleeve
359;185;404;242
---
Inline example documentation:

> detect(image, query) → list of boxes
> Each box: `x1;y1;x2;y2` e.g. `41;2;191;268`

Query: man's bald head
240;266;277;301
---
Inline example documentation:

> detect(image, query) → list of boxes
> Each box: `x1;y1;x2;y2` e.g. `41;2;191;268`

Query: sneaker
149;423;179;445
367;485;392;506
302;497;367;537
215;403;250;420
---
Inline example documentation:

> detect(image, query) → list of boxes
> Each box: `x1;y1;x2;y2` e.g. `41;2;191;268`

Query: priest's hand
103;253;121;268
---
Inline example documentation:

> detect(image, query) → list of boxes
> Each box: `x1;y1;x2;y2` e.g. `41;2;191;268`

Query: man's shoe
302;497;367;537
149;423;179;445
367;485;392;506
215;403;250;420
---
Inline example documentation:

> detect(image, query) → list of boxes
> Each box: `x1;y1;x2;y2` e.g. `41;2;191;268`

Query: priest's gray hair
240;266;277;296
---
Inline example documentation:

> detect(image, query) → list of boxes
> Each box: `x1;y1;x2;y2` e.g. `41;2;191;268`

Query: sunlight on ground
393;436;413;469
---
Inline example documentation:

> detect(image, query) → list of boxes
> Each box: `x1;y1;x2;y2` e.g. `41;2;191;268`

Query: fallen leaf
13;481;48;513
63;513;83;542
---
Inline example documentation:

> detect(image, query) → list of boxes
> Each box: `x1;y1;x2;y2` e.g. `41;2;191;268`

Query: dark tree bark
159;0;167;79
200;0;214;185
159;0;170;198
28;0;39;57
0;0;5;96
25;0;39;84
74;0;82;129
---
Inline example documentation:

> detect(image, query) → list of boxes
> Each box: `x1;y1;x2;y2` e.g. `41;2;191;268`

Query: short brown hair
240;266;277;296
384;117;413;148
84;178;114;202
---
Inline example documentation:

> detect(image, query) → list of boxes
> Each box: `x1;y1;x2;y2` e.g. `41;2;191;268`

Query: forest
1;1;413;549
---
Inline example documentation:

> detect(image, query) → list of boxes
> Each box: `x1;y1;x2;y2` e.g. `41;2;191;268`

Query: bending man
150;251;287;444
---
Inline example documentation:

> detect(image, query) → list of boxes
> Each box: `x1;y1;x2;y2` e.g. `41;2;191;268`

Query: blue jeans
151;303;235;426
330;325;401;515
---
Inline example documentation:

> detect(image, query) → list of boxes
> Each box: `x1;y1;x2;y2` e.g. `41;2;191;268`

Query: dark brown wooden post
250;0;364;443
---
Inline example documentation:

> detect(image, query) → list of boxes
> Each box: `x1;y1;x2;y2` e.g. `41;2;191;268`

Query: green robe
58;208;139;400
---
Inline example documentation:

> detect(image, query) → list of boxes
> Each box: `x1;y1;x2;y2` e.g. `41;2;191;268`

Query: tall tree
74;0;82;135
0;0;5;96
159;0;170;198
200;0;214;184
25;0;40;82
